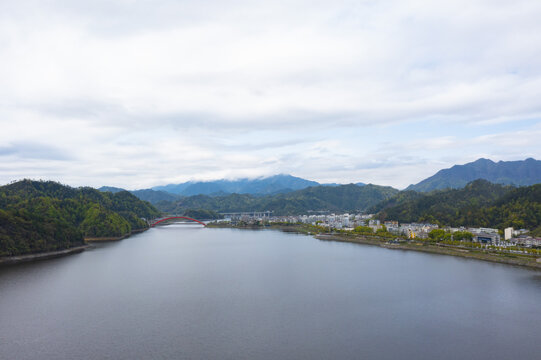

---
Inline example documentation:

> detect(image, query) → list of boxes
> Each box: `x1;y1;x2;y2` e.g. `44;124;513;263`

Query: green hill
376;180;541;234
157;184;399;215
477;183;541;234
0;180;161;257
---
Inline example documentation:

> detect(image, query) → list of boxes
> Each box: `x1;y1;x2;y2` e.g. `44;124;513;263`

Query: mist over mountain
99;157;541;206
406;158;541;192
152;174;320;196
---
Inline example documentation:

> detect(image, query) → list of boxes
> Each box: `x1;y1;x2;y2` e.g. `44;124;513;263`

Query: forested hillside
0;180;161;257
476;184;541;234
376;180;541;234
157;184;399;215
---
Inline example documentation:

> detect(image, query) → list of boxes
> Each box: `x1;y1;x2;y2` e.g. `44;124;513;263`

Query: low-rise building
474;232;500;244
513;236;541;247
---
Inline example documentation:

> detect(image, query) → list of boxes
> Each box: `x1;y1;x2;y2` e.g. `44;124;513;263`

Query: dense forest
374;180;541;235
0;180;161;257
156;184;399;215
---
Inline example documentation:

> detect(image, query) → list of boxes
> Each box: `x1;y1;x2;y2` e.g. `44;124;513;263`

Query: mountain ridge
152;174;320;196
156;183;399;215
406;158;541;192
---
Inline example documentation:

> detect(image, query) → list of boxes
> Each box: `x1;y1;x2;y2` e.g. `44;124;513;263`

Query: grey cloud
1;0;541;189
0;142;73;161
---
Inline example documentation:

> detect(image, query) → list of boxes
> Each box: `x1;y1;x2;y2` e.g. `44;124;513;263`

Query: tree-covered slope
0;180;161;257
367;190;424;214
0;198;84;257
129;189;180;204
406;158;541;192
157;184;399;215
376;180;513;224
476;184;541;234
377;180;541;233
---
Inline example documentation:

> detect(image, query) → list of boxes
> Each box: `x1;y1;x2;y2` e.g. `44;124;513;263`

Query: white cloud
0;0;540;188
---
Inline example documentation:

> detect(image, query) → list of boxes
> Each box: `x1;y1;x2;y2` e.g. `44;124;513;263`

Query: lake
1;225;540;359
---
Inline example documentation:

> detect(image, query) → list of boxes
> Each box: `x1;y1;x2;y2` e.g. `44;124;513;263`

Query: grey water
1;225;541;360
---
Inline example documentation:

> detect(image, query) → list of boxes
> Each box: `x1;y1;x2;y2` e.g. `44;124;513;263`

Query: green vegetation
376;180;541;234
452;231;473;241
428;229;447;241
375;180;512;224
354;225;373;233
479;184;541;233
0;180;161;257
156;184;399;215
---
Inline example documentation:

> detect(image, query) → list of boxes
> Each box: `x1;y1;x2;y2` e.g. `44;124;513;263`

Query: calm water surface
1;225;541;359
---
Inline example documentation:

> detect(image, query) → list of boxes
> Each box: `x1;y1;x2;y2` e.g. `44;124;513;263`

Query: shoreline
84;227;148;242
208;223;541;271
0;245;90;266
0;228;149;266
315;233;541;271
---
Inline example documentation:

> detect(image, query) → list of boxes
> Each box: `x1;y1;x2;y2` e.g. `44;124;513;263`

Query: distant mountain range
406;158;541;192
99;175;332;203
99;175;370;204
98;186;179;204
157;183;399;215
98;158;541;204
152;174;321;196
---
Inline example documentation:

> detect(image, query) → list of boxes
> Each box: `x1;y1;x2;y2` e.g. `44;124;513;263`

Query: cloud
0;0;540;188
0;142;72;161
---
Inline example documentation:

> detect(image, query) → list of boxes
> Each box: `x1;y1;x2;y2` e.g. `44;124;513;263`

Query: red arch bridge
150;216;207;227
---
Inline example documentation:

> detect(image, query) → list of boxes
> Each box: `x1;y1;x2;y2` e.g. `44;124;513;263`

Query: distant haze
406;158;541;192
1;1;540;189
152;174;320;196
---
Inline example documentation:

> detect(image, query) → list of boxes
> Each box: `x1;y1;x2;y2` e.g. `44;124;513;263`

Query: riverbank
0;245;90;266
208;223;541;270
84;227;148;242
316;233;541;270
0;228;149;266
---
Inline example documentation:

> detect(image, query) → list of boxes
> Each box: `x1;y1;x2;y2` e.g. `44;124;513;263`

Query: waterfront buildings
221;212;537;248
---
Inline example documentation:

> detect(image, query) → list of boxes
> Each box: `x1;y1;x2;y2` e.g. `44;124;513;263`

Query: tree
428;229;445;241
354;225;373;233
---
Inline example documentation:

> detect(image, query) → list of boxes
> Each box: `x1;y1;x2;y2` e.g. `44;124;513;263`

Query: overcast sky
1;0;540;190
